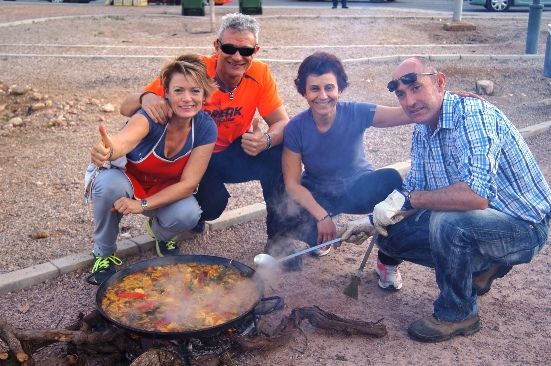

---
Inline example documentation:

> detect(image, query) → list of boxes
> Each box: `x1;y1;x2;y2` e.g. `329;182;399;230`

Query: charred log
286;306;387;337
129;349;184;366
230;305;386;353
0;306;386;365
0;318;29;363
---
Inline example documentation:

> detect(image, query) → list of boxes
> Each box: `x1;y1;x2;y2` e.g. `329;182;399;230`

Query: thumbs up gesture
91;124;114;167
241;118;268;156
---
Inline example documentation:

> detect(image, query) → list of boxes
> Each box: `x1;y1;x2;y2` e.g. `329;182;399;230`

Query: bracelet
317;213;331;223
139;91;153;105
264;133;272;151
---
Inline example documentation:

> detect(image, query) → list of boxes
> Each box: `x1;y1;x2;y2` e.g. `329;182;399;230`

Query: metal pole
526;0;543;54
210;0;215;33
544;24;551;77
452;0;463;22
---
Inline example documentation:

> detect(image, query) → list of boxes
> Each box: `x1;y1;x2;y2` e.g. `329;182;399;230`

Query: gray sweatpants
91;168;201;256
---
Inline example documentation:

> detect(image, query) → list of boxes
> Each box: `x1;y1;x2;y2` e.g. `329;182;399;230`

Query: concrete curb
0;120;549;295
518;120;551;138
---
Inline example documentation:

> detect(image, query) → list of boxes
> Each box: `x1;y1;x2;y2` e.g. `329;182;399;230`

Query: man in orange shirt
120;13;297;268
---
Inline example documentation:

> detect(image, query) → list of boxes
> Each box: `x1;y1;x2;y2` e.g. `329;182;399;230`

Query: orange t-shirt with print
144;54;283;153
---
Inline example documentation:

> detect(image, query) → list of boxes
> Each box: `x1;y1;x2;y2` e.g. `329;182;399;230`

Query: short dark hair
294;52;349;96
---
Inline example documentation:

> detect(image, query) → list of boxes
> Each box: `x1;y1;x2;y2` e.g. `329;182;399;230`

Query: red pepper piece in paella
117;290;148;299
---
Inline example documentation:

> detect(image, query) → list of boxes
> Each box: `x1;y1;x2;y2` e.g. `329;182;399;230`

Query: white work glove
373;190;410;237
341;214;376;244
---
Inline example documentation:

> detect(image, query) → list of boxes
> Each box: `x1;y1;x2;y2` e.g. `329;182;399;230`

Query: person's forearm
286;183;328;221
372;105;413;128
141;181;198;211
409;182;488;211
120;92;142;117
266;120;286;146
263;106;289;147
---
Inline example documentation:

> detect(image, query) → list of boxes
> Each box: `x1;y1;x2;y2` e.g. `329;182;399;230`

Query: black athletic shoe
89;254;121;285
191;220;206;234
145;218;180;257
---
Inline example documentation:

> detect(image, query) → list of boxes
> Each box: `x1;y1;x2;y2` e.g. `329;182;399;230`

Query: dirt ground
0;2;550;365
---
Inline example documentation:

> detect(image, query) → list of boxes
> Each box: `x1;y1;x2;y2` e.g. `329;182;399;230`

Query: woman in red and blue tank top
86;54;217;284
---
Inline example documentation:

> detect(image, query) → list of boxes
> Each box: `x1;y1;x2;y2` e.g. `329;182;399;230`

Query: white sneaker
376;259;402;290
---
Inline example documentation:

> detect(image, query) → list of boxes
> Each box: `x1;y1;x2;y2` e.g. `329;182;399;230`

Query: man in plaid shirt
342;57;550;342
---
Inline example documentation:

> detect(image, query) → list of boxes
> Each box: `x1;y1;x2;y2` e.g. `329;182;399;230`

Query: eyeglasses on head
387;72;437;93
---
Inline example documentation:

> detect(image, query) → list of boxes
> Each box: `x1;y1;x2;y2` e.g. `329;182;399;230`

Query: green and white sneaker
145;218;180;257
89;254;122;285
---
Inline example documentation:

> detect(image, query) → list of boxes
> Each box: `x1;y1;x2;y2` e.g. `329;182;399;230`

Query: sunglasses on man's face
217;40;257;57
387;72;437;93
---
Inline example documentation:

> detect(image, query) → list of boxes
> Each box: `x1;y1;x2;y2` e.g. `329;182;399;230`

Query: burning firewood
285;306;387;337
0;307;386;365
230;306;386;353
130;349;185;366
0;319;29;364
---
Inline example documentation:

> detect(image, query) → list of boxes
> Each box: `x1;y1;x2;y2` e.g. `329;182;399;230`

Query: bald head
389;57;445;127
392;57;436;80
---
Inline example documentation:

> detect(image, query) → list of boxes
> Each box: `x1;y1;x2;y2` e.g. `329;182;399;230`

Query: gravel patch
1;4;551;273
0;3;550;365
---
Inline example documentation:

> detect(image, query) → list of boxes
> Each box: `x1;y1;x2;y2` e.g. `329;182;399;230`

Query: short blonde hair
160;53;216;100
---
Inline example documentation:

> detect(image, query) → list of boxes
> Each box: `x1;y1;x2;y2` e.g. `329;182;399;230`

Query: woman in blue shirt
275;52;411;275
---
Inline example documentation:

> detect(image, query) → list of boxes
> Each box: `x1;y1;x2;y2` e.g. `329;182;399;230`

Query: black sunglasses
217;40;257;57
387;72;437;92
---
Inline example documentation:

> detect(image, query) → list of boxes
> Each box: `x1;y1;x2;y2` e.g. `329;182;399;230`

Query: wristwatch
264;132;272;151
140;199;149;211
406;191;413;209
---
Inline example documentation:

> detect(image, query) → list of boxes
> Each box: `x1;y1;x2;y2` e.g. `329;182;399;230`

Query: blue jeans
194;138;286;239
91;168;202;256
377;209;549;322
284;168;402;247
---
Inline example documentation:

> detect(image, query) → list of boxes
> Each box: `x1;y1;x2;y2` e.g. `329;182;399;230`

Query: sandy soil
0;3;550;365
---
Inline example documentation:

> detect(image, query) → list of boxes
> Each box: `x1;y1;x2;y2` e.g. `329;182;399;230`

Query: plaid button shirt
403;91;551;223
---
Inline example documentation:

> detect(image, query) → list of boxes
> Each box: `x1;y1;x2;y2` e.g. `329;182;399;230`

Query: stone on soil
8;117;23;127
9;85;29;96
476;79;494;95
101;103;115;112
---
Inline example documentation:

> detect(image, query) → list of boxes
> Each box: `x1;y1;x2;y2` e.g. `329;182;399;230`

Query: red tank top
125;125;192;199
